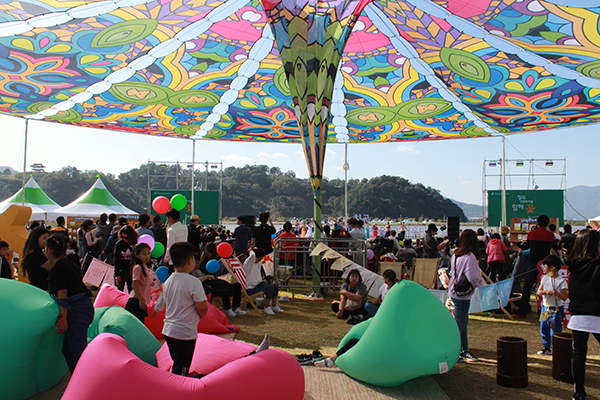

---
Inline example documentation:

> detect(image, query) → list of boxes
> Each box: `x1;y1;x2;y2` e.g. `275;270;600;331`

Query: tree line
0;164;467;221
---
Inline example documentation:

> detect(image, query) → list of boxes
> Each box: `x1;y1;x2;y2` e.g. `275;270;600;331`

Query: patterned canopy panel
0;0;599;143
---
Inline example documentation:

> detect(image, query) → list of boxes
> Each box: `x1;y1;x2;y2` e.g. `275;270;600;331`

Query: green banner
150;190;220;225
488;190;564;226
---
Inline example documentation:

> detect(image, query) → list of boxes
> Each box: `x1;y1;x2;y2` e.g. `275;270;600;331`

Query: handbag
452;257;473;297
344;298;361;311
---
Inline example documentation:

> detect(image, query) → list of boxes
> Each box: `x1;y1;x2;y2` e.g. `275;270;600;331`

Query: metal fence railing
272;237;367;291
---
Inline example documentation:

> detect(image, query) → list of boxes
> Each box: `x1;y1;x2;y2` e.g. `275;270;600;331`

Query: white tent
50;178;137;217
0;177;61;220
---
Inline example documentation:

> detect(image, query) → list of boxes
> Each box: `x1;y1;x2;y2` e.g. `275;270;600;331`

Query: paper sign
101;264;115;288
469;289;482;314
83;258;109;286
429;289;448;305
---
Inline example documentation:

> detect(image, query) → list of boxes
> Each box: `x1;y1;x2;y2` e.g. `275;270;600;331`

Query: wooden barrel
552;332;574;383
497;336;528;388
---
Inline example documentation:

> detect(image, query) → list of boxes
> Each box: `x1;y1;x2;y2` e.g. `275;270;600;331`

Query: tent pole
22;119;29;206
191;139;196;216
501;135;506;229
344;142;348;221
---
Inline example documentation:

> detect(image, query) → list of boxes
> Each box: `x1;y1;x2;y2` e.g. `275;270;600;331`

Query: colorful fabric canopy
51;178;137;217
0;0;599;144
0;177;61;220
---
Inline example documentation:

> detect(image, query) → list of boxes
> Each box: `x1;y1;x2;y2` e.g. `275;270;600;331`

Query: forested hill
0;165;467;221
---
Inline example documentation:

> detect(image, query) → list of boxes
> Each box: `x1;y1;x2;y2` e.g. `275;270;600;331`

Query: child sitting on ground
154;242;208;375
536;254;569;356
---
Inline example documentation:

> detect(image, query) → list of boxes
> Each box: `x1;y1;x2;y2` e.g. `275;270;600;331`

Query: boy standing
154;242;208;375
536;254;569;355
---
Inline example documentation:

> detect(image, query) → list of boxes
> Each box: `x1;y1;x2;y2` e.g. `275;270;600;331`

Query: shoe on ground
296;353;314;365
537;348;552;355
460;351;478;362
312;350;324;362
272;304;285;313
234;308;247;315
264;306;275;315
225;309;237;318
314;358;335;368
573;393;586;400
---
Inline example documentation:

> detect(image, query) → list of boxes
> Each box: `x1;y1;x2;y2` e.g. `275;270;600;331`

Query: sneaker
296;353;314;365
234;308;247;316
346;315;364;325
312;350;324;362
314;358;335;368
573;393;586;400
264;306;275;315
537;348;552;356
272;304;285;313
225;309;236;318
460;351;478;362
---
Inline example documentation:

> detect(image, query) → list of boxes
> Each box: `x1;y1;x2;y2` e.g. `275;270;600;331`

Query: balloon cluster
152;194;187;214
138;234;165;258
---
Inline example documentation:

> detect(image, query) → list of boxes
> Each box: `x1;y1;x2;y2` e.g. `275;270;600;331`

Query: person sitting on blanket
243;248;284;315
331;268;368;324
193;246;246;318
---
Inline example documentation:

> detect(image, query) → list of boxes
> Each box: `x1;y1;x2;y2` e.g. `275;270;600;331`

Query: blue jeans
63;295;94;373
540;304;563;350
247;283;278;300
453;297;471;353
365;302;379;317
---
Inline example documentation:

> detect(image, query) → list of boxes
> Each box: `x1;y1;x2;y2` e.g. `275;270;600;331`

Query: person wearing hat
422;223;449;259
188;214;202;254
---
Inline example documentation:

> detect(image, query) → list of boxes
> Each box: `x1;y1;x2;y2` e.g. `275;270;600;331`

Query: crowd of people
1;211;599;400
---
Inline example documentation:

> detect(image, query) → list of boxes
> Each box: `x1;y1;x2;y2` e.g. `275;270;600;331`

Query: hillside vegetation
0;164;467;221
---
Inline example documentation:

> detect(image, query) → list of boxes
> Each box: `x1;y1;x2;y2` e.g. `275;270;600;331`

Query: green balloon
170;194;187;211
335;281;460;387
151;242;165;258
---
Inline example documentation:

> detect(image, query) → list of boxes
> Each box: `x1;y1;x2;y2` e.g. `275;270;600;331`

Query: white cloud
326;148;339;159
396;145;420;154
222;154;253;164
257;151;289;160
460;181;472;185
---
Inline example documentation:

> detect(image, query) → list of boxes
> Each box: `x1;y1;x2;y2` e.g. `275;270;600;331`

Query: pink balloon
138;234;155;251
367;249;375;260
152;196;170;214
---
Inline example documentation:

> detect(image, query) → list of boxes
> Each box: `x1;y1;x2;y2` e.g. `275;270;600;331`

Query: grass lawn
236;290;600;400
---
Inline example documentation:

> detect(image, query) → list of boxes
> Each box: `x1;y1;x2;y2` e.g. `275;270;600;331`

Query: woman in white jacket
448;229;484;363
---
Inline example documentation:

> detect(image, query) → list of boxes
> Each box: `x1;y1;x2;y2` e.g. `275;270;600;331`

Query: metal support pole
22;119;28;205
176;160;179;190
343;142;349;220
191;140;196;215
147;160;150;213
501;136;507;229
205;161;209;191
219;162;223;224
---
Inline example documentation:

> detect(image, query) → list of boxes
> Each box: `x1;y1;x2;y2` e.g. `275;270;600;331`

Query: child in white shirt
536;254;568;355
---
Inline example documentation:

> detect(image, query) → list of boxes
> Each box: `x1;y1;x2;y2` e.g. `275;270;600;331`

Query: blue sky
1;112;598;208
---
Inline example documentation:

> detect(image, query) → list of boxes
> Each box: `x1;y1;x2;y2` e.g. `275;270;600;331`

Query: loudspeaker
447;216;460;243
243;215;255;233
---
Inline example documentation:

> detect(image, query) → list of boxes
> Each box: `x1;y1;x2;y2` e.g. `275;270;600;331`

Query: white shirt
379;282;390;301
568;316;600;334
155;272;206;340
165;221;188;264
243;250;263;289
540;274;568;307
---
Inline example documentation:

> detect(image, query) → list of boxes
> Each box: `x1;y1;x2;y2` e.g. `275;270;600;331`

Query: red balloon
152;196;171;214
217;242;233;258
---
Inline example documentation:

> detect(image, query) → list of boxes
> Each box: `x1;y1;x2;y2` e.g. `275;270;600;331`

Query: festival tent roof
50;178;137;218
0;177;61;220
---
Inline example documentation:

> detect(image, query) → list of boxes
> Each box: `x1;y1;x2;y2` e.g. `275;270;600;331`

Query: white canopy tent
50;178;137;218
0;177;61;220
